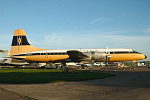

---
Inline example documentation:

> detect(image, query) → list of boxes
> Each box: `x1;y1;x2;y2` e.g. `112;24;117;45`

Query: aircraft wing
67;50;90;62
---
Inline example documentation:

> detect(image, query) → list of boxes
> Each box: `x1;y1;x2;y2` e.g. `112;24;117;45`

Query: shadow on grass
0;69;115;84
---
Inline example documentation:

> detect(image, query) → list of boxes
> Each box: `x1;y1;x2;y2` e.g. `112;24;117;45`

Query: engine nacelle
89;51;109;61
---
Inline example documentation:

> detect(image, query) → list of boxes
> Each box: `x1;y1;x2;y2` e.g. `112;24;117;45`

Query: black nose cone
145;55;147;59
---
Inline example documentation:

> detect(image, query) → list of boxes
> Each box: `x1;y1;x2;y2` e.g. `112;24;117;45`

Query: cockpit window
132;50;141;54
133;50;138;53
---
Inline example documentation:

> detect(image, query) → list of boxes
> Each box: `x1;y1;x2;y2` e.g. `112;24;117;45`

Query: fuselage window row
15;52;67;56
14;51;140;57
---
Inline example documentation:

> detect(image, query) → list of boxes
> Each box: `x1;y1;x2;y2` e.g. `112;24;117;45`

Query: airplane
3;29;147;66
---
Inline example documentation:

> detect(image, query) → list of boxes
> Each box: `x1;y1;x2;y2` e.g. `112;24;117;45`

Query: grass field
0;68;114;84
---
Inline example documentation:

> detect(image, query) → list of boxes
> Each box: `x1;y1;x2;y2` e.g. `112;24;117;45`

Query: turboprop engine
83;51;110;62
91;51;108;61
67;50;110;62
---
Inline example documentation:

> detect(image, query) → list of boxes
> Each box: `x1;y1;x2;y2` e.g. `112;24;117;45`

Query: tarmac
0;67;150;100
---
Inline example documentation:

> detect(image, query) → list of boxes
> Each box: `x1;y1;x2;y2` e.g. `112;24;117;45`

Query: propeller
105;47;111;66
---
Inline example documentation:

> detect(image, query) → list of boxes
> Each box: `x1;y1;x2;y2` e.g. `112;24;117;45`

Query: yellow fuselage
110;53;145;62
21;53;145;62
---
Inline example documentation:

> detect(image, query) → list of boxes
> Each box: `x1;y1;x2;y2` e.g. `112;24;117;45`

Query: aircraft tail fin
10;29;46;55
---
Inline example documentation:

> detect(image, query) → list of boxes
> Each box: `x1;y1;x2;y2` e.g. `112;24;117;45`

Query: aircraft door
45;52;48;58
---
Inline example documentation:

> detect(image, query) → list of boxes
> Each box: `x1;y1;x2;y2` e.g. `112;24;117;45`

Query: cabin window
114;52;129;54
32;53;37;55
17;54;25;56
41;53;44;55
37;53;40;55
62;53;66;55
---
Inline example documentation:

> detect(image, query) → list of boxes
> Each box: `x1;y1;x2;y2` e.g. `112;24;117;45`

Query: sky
0;0;150;61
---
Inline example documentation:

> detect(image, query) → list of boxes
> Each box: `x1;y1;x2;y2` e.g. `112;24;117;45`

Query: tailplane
0;50;9;57
10;29;46;55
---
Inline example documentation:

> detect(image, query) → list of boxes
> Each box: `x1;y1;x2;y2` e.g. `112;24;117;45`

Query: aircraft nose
145;55;147;59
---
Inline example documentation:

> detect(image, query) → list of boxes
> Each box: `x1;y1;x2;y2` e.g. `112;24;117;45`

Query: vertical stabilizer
10;29;46;55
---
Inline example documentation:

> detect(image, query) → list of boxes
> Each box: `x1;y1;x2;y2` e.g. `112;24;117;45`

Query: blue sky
0;0;150;61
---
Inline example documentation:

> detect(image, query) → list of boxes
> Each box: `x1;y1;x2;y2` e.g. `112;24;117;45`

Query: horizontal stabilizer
0;62;29;66
0;50;9;57
3;56;26;59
